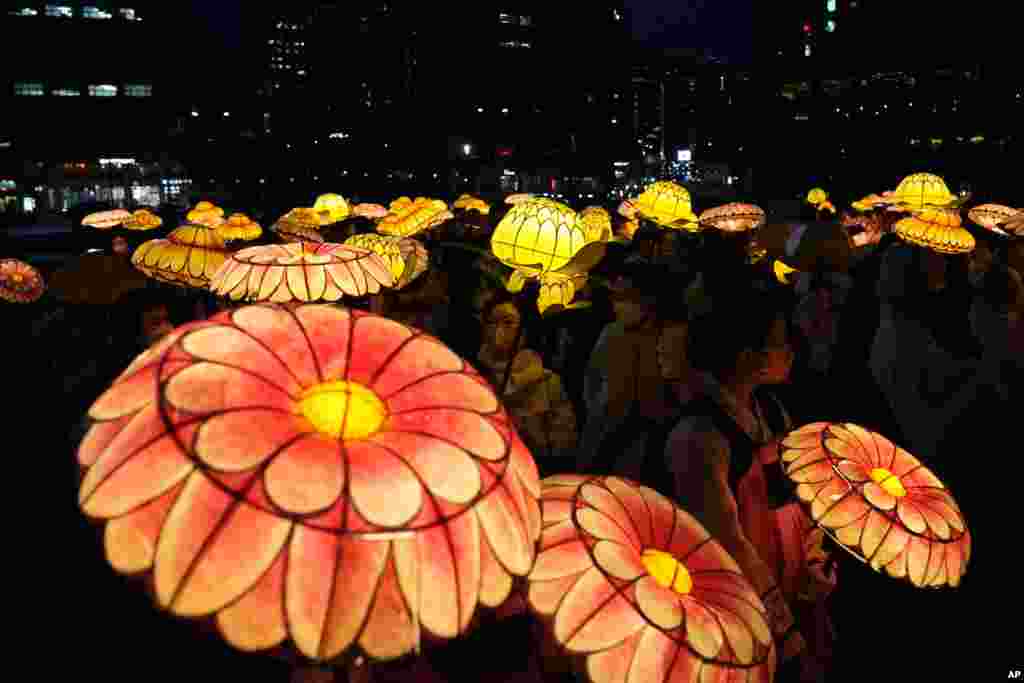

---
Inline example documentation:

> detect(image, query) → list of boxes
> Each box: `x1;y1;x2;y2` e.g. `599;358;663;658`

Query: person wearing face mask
664;287;836;683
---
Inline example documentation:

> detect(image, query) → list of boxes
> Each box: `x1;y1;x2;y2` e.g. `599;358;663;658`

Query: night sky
626;0;752;63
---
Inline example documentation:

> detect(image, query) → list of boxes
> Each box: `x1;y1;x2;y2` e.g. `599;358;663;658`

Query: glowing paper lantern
699;202;766;233
344;234;429;290
187;201;226;228
850;193;893;212
131;224;229;289
773;260;798;284
313;193;350;226
209;242;394;302
82;209;132;229
491;197;588;275
894;208;975;254
453;194;491;215
122;209;163;231
76;303;541;662
579;206;612;242
536;272;588;314
352;203;389;219
780;423;970;587
806;188;828;206
216;213;263;242
1003;211;1024;237
275;208;323;235
968;203;1017;237
505;193;535;205
377;198;452;237
630;181;698;229
818;200;836;215
890;172;959;210
526;475;776;683
0;258;44;303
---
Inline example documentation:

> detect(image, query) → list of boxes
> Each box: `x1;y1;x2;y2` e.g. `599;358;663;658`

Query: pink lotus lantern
780;422;970;587
526;475;775;683
0;258;45;303
352;203;390;219
968;204;1017;238
76;304;542;666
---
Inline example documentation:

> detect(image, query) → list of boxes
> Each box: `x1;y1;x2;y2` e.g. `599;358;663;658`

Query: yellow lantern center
297;381;386;440
869;468;907;498
640;549;693;595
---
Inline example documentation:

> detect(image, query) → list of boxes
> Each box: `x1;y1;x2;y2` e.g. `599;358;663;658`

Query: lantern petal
605;477;655;548
868;523;910;571
164;361;294;415
286;524;345;659
627;628;679;683
476;466;533;576
78;414;131;467
388;408;506;461
89;359;188;420
540;516;579;550
816;491;868;528
579;483;643;550
373;431;481;503
257;265;286;300
216;548;289;652
670;514;731;573
104;479;185;574
344;440;423;527
372;334;468;398
264;436;345;516
694;573;772;653
862;482;896;511
477;539;514;608
637;484;679;549
576;507;637;549
386;372;497;414
895;499;928;535
181;325;300;394
291;305;353;381
531;539;592;582
554;566;644;652
915;491;964;534
593;540;647;581
342;314;414;385
585;631;641;683
635;574;684;629
231;305;322;387
324;261;359;297
316;538;390;660
357;548;420;660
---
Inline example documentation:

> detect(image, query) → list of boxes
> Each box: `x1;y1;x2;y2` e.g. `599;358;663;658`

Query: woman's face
485;303;522;353
743;317;793;384
656;322;690;381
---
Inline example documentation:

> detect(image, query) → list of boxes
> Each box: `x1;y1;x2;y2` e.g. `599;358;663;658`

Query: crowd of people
20;192;1020;682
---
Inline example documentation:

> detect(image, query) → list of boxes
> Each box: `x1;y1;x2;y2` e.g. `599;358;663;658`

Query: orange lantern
82;209;131;229
377;198;452;237
781;423;970;587
122;209;163;231
209;242;394;302
894;208;975;254
187;201;226;227
0;258;45;303
76;304;541;663
968;203;1017;237
526;475;776;683
699;203;766;233
216;213;263;242
453;194;491;215
131;224;229;289
352;203;389;219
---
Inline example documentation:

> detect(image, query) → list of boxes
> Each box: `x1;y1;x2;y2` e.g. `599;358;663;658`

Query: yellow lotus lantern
773;260;799;284
313;193;350;226
806;188;828;206
535;271;588;314
890;172;960;210
453;194;491;215
968;204;1017;237
377;197;452;237
274;207;323;238
122;209;163;231
579;206;612;242
216;213;263;242
631;180;699;229
895;208;975;254
850;193;893;212
699;202;766;233
491;197;588;275
131;224;229;289
343;233;429;289
186;201;226;227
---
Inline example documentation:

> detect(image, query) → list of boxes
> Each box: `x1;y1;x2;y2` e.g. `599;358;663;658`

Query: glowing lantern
894;208;975;254
1003;211;1024;237
122;209;163;231
535;272;588;314
491;197;588;275
968;203;1017;237
579;206;612;242
216;213;263;242
773;260;799;284
526;475;775;683
76;303;541;662
453;194;491;215
818;200;836;214
82;209;131;229
344;234;429;290
699;203;766;233
0;258;45;303
187;201;226;227
630;180;699;229
313;193;350;226
131;224;229;289
352;203;389;219
850;193;893;212
890;172;959;210
377;198;452;238
505;193;535;205
781;423;970;587
209;242;393;302
806;188;828;206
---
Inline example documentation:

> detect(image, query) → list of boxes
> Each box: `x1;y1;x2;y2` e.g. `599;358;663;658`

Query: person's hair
687;286;790;380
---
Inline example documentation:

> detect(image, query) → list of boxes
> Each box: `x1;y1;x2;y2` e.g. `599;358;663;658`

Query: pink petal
680;596;725;659
593;540;646;581
244;263;270;300
216;549;289;652
194;408;303;472
579;482;642;550
181;324;300;393
164;361;294;415
89;359;189;420
231;305;321;387
342;314;414;385
508;430;541;500
528;571;585;616
810;476;854;520
824;436;872;471
860;509;894;561
817;491;870;529
890;447;923;477
531;539;592;581
317;537;390;659
605;477;655;549
694;576;773;659
635;574;683;629
626;628;679;683
668;510;722;572
896;499;928;534
637;484;677;549
324;262;359;297
305;262;328;301
555;566;646;653
901;464;945;491
344;258;369;295
846;424;886;466
264;435;345;516
475;466;533;576
586;631;641;683
862;481;896;511
369;430;481;504
905;535;937;587
292;305;352;381
914;495;959;539
542;499;574;525
256;265;286;300
78;414;131;467
478;532;514;607
387;372;497;414
286;262;311;301
286;523;344;659
344;439;422;527
577;507;638;549
372;335;464;395
103;480;186;574
388;408;506;461
358;548;419;659
540;518;579;551
786;457;833;484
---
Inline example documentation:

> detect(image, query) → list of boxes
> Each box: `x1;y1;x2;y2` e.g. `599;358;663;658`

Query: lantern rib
366;330;422;389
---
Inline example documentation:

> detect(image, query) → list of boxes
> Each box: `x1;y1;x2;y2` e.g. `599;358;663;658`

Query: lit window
88;84;118;97
520;15;531;26
82;6;112;19
826;0;837;11
45;5;72;17
297;70;306;76
9;8;39;16
124;84;151;97
613;9;621;21
119;8;136;20
826;19;836;32
52;88;81;96
15;82;45;96
804;44;812;57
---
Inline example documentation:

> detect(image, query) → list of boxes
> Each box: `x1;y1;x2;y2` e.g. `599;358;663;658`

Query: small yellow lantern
217;213;263;242
313;193;350;225
536;271;589;313
453;194;491;215
377;197;452;237
895;208;975;254
631;180;698;229
122;209;163;231
890;173;959;210
490;197;588;275
773;260;799;284
187;201;226;227
806;188;828;206
579;206;613;242
274;208;322;235
131;224;229;288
